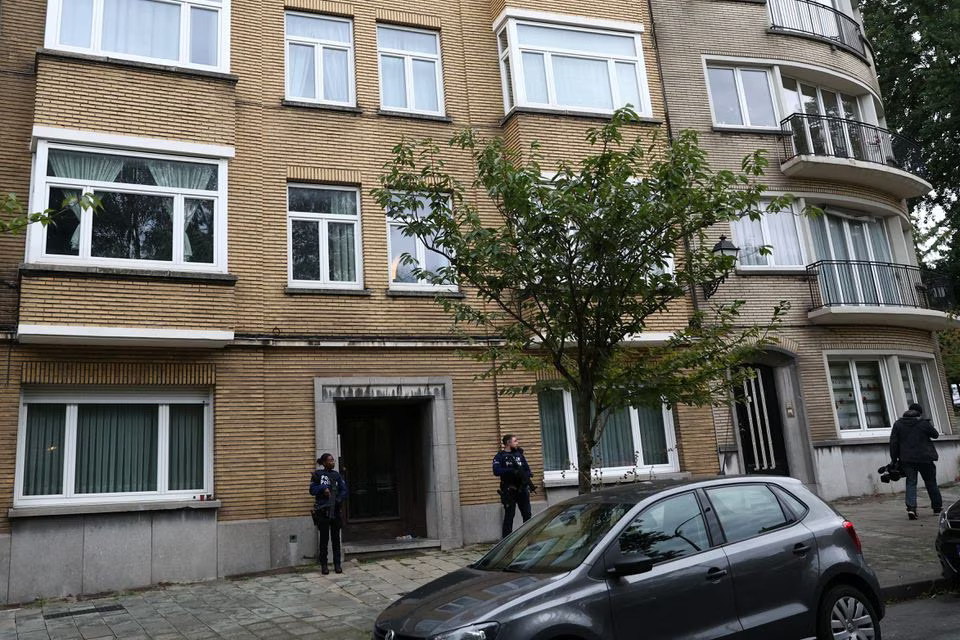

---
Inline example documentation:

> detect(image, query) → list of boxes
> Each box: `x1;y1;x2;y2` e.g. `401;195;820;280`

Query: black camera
878;462;903;483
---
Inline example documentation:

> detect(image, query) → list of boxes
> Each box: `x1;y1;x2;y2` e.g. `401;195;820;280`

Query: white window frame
705;65;781;130
496;17;652;117
385;212;457;293
284;11;355;106
731;200;808;271
14;389;214;507
542;389;679;486
826;356;894;436
27;140;229;273
899;358;935;412
43;0;231;73
286;184;363;289
376;24;446;116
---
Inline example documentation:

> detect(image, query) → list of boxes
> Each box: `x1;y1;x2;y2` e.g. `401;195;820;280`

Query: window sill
712;126;789;136
377;109;452;123
282;100;363;114
9;499;221;519
285;286;372;296
20;263;238;285
386;289;464;298
814;434;960;448
501;106;662;126
36;48;238;83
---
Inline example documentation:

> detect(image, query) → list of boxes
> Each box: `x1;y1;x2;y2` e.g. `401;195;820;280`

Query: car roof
563;474;805;505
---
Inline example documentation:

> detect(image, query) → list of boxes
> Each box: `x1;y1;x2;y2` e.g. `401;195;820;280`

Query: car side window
706;484;790;543
618;492;710;563
771;485;809;522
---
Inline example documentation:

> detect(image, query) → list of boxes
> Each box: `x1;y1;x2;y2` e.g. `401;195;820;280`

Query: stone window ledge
9;499;221;518
813;434;960;448
37;48;239;83
20;263;238;285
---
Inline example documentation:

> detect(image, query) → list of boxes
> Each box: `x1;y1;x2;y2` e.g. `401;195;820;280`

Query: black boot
321;563;330;575
334;563;343;574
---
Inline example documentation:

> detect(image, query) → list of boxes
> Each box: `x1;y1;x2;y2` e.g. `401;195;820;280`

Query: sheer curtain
867;220;898;304
288;43;316;99
169;404;204;490
48;150;124;250
23;404;66;496
553;56;612;110
593;407;634;468
75;404;158;494
146;159;216;262
732;216;766;265
766;209;803;266
636;405;669;466
327;223;356;281
538;390;569;471
322;48;349;102
102;0;180;61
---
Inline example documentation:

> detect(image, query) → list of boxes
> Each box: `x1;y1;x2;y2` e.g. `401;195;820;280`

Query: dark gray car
373;476;883;640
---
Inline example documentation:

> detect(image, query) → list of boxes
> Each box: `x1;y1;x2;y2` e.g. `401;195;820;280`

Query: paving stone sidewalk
2;486;955;639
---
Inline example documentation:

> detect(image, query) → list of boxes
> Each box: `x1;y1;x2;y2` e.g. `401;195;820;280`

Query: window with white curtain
386;196;455;291
496;17;651;116
900;360;933;414
537;389;677;483
288;185;361;288
30;143;227;272
16;391;212;506
706;66;779;129
377;25;444;115
285;12;354;105
809;211;898;306
828;357;892;433
46;0;229;71
730;201;806;269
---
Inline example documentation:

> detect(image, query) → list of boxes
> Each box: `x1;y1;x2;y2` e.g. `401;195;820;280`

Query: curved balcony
768;0;866;58
779;113;932;199
806;260;958;330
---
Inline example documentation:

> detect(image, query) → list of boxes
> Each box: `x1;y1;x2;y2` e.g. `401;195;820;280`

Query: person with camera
890;403;943;520
493;434;535;538
310;453;348;574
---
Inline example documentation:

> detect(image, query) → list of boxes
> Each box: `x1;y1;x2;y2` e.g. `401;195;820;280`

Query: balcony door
810;212;901;306
781;78;867;160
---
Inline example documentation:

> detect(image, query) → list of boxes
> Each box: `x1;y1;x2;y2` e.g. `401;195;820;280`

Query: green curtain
593;407;635;468
23;404;66;496
636;405;668;465
169;404;204;491
537;390;569;471
76;404;157;494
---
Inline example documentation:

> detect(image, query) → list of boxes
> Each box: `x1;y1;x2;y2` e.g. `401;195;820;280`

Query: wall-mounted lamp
702;235;740;299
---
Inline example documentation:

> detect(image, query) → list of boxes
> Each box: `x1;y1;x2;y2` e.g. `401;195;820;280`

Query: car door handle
793;543;812;555
705;567;728;581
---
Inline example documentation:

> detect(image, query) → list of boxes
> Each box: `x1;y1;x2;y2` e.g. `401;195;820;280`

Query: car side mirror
607;556;654;578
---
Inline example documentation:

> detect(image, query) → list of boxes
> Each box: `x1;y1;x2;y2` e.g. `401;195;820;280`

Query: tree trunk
575;388;595;494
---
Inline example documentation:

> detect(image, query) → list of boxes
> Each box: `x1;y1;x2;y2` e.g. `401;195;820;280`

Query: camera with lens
878;461;903;483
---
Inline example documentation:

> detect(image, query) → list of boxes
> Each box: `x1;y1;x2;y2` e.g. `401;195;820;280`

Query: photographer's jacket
890;409;940;464
310;469;348;511
493;448;533;490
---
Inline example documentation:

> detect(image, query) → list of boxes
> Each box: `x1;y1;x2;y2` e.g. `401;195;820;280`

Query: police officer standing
310;453;348;574
493;434;534;538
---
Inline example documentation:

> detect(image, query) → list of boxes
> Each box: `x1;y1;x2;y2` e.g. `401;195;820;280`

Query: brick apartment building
0;0;955;603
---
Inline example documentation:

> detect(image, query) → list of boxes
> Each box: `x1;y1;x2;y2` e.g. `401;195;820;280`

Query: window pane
45;187;83;256
732;216;766;266
830;361;861;430
706;485;788;543
781;77;802;115
594;408;634;468
389;224;418;283
102;0;180;61
537;390;569;471
23;404;66;496
707;68;743;126
909;363;931;411
765;208;803;266
553;56;612;109
184;198;214;263
636;405;669;465
169;404;204;491
516;24;635;57
60;0;93;47
288;187;357;215
288;43;317;99
48;149;124;182
615;62;641;109
189;7;218;66
619;493;708;562
423;234;449;278
378;26;437;54
521;52;548;103
856;361;889;429
412;59;439;112
47;150;217;190
328;222;356;282
75;404;158;494
286;14;351;43
740;70;776;126
92;191;174;261
291;220;320;281
381;55;407;109
502;56;514;109
322;47;350;102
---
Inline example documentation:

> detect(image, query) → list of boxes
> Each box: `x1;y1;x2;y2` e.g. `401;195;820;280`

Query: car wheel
817;584;881;640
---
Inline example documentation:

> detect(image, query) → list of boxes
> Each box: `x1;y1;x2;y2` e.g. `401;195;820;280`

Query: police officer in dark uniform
310;453;348;574
493;434;534;538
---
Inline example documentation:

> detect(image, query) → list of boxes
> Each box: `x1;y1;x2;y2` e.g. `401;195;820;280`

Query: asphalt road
881;591;960;639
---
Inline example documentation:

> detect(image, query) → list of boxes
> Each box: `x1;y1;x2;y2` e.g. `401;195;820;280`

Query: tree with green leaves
374;109;797;493
1;192;99;235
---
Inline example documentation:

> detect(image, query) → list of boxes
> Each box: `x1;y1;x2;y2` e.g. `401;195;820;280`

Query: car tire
816;584;881;640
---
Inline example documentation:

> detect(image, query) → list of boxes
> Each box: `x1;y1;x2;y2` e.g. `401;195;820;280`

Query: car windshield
473;502;632;573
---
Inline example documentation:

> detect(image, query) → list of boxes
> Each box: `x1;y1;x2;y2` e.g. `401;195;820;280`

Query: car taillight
843;520;862;554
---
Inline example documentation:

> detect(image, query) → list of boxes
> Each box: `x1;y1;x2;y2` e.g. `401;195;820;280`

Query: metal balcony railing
768;0;866;57
779;113;926;177
807;260;955;311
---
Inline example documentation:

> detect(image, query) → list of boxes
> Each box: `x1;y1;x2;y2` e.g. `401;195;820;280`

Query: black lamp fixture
702;235;740;299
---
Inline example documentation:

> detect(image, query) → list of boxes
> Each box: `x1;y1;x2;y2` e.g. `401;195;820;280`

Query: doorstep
343;538;442;556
